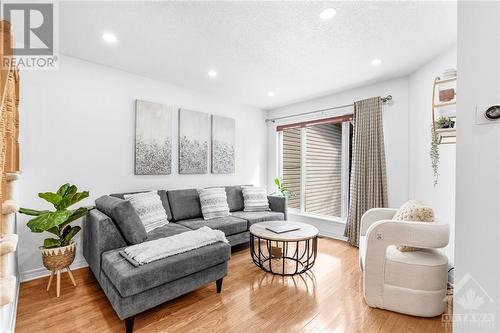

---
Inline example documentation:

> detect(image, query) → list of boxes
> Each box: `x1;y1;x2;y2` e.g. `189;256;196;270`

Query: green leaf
60;225;72;239
46;226;60;237
274;178;281;187
19;208;50;216
56;183;71;197
38;192;63;208
43;238;62;248
57;185;77;209
59;191;89;209
62;226;81;246
26;210;72;233
61;185;77;200
58;206;91;230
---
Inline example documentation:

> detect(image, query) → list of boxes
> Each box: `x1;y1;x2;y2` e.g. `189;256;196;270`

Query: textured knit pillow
393;200;434;252
242;187;270;212
124;191;169;232
197;187;231;220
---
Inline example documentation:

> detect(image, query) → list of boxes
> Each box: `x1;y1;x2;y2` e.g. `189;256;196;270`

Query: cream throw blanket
123;226;228;265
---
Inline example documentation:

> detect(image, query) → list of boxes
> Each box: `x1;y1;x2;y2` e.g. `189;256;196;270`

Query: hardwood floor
16;238;451;333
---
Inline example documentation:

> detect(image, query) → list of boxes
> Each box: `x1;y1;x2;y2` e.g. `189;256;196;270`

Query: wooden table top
249;221;319;241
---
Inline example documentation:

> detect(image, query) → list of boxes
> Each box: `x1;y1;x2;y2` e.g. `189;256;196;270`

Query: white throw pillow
242;187;270;212
197;188;231;220
124;191;169;232
392;200;434;252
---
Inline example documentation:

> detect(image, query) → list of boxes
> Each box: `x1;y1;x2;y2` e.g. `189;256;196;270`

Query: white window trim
277;130;283;184
299;127;307;212
279;121;350;223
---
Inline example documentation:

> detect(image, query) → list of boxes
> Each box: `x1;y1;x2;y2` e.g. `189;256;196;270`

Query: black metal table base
250;234;318;276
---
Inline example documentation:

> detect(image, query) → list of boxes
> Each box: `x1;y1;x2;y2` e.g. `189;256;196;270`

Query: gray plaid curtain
344;97;388;247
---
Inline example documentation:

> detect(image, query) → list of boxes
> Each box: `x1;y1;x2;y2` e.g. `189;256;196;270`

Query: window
278;116;352;221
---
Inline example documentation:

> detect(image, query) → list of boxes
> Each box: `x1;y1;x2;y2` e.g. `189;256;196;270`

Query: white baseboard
319;229;347;241
20;258;88;283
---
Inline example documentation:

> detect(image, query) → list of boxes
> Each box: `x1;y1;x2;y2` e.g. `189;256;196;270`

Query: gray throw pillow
95;195;147;244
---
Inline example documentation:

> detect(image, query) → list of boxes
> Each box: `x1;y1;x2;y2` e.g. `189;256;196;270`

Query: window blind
305;124;342;217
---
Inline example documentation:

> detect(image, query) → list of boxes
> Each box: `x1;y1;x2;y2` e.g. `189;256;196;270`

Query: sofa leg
216;278;223;293
125;316;135;333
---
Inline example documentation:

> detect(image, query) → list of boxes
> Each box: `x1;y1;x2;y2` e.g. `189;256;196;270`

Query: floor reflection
248;269;318;318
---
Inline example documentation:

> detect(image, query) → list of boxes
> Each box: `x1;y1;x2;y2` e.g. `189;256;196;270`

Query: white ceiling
59;1;457;110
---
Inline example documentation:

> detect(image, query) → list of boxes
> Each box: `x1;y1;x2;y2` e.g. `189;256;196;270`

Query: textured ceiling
59;1;457;109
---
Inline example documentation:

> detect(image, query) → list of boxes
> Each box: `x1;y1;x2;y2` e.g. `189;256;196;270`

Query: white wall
266;77;410;237
408;46;457;264
18;55;267;280
455;2;500;331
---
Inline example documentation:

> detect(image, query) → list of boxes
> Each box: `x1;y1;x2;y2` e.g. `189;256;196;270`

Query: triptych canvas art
134;100;235;175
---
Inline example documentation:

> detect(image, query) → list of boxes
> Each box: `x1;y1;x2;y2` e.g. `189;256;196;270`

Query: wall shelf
434;77;457;85
434;101;456;108
432;76;457;144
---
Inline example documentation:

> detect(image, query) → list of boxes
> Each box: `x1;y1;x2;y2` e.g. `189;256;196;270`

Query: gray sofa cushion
95;195;147;245
176;216;248;236
224;185;245;212
110;190;172;221
101;242;231;298
231;211;285;226
98;262;227;320
167;189;202;221
146;223;191;241
226;231;250;246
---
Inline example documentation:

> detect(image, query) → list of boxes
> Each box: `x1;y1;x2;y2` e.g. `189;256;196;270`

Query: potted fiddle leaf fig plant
19;184;93;273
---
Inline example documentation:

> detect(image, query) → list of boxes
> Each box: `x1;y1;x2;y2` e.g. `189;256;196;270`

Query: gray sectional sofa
82;185;287;332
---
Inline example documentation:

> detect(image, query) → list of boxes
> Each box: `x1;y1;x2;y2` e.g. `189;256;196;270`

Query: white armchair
359;208;450;317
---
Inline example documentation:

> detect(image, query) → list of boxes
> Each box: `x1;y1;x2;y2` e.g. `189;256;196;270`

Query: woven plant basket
41;242;76;271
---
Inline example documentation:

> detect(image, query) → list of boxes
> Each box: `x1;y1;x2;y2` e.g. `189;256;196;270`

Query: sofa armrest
366;220;450;250
268;195;288;220
360;208;398;236
83;209;127;276
363;220;449;307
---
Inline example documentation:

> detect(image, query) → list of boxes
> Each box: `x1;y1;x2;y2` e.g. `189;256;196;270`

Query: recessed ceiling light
268;91;275;97
102;32;117;44
319;8;337;20
208;70;217;78
371;58;382;66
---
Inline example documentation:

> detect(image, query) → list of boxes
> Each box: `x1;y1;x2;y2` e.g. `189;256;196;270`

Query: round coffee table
249;221;318;276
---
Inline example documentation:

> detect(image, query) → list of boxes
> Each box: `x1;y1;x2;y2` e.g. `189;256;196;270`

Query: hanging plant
430;127;440;186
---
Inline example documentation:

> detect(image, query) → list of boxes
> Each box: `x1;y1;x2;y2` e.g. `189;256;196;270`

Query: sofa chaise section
83;200;231;333
83;185;288;332
99;261;227;331
101;242;230;298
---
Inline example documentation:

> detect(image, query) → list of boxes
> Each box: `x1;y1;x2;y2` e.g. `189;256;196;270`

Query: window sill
288;210;346;224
